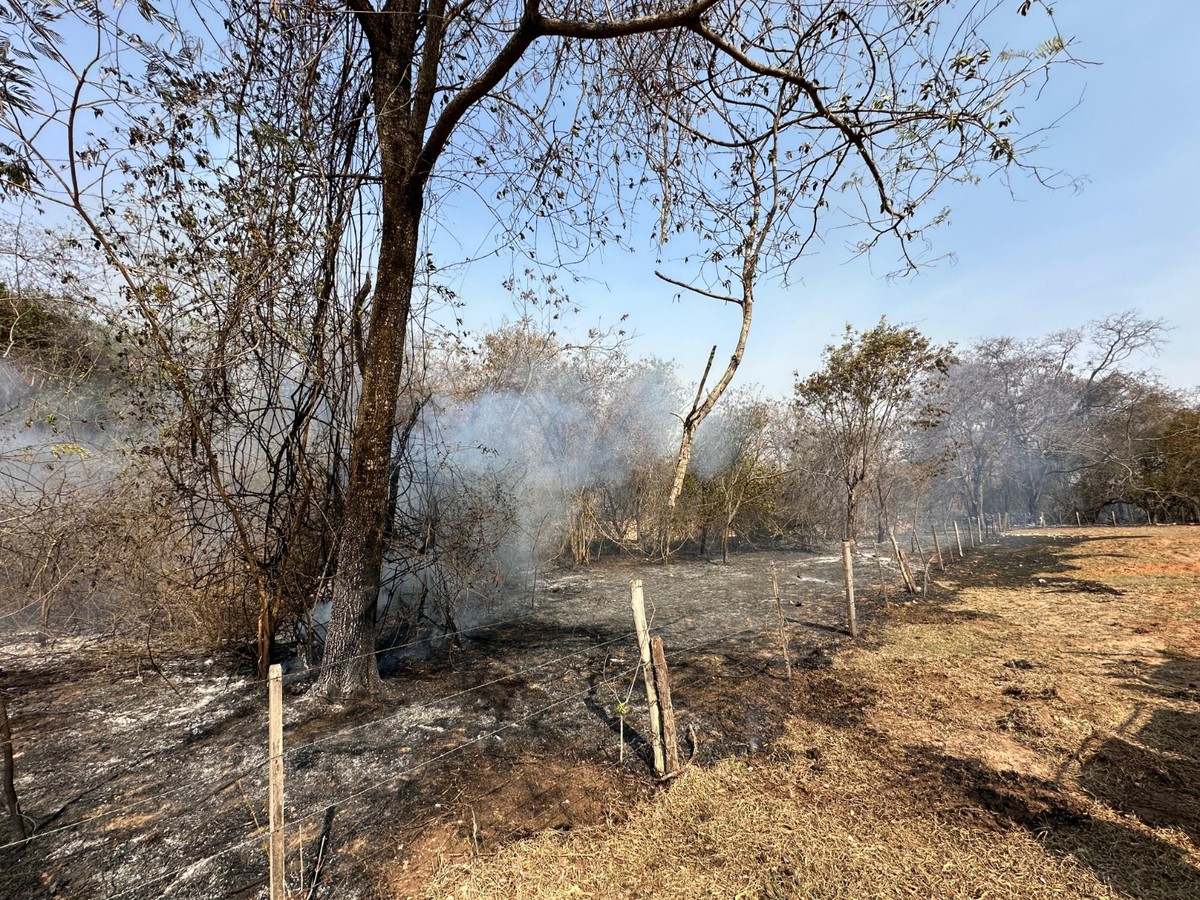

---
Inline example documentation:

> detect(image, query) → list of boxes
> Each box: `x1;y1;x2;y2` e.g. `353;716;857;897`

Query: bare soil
422;526;1200;900
0;547;871;899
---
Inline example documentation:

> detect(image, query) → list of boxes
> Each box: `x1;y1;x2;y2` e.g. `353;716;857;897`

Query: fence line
0;607;576;754
0;571;859;883
0;614;682;854
283;619;772;835
293;606;551;680
104;829;264;900
283;624;656;759
286;670;640;833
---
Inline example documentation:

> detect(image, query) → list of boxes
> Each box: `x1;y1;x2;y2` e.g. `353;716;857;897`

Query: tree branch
689;21;900;220
654;270;741;306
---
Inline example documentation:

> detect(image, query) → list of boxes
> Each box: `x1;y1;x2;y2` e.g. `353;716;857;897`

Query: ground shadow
1077;651;1200;847
898;747;1200;899
947;533;1147;593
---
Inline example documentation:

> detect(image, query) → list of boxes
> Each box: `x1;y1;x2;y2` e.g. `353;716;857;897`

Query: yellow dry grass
402;527;1200;900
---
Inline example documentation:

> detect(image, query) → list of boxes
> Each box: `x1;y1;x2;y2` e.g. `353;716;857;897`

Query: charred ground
0;546;872;899
3;529;1198;900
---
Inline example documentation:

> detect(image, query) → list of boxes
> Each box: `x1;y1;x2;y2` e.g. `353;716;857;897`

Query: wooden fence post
268;664;285;900
888;530;918;594
1076;511;1082;527
911;530;927;570
649;637;680;775
841;540;859;639
930;525;944;572
630;580;666;776
953;521;964;558
771;563;791;679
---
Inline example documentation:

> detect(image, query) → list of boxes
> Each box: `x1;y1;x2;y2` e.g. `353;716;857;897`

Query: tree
3;0;1079;698
321;0;1078;697
1;691;26;843
1;3;379;676
1138;406;1200;522
689;392;787;561
795;318;952;544
935;312;1168;524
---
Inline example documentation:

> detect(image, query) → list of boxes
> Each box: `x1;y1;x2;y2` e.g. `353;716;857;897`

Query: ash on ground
0;547;888;899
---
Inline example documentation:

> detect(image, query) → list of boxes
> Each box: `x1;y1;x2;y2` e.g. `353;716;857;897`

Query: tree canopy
795;317;953;542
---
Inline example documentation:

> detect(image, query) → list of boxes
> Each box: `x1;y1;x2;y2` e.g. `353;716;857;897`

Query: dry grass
402;527;1200;900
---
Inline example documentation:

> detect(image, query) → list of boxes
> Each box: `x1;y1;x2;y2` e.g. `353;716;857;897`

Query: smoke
302;357;685;651
0;357;126;485
432;357;682;571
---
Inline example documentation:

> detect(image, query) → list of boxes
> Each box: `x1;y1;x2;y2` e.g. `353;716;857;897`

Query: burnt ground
419;527;1200;900
0;547;879;900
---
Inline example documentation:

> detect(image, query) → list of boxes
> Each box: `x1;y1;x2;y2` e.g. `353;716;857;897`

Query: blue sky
443;0;1200;397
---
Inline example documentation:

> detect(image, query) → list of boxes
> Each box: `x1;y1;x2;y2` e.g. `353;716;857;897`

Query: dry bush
0;456;305;656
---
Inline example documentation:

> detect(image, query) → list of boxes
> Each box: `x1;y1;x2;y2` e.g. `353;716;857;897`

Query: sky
440;0;1200;399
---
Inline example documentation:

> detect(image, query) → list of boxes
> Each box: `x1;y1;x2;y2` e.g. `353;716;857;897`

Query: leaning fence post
268;664;285;900
953;520;964;558
841;540;859;639
889;529;918;594
931;525;945;572
771;563;792;679
911;530;927;570
649;637;680;775
630;580;666;776
874;549;888;604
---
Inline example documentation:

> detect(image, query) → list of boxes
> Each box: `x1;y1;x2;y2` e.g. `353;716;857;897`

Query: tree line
3;275;1194;673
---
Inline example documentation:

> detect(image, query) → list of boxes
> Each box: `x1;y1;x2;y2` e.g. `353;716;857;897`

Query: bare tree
937;312;1169;524
686;392;787;561
0;2;382;675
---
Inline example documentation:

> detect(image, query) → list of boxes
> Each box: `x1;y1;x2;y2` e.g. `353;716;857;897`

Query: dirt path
423;527;1200;899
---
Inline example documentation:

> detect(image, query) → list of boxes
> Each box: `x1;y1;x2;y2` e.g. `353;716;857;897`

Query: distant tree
937;313;1169;524
1133;406;1200;522
689;392;787;561
796;319;953;544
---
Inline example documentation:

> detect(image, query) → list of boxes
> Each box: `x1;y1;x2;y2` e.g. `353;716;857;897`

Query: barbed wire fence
0;528;994;898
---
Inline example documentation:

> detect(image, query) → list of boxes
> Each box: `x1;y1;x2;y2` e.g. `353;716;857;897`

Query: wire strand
0;614;678;852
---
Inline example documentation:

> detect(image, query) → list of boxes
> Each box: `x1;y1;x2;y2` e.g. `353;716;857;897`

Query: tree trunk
316;110;425;699
845;483;859;546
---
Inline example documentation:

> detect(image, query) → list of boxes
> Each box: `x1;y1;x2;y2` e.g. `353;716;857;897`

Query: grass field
411;527;1200;899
